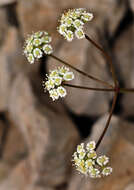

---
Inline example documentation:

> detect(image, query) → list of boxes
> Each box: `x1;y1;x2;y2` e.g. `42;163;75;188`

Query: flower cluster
72;141;112;178
43;66;74;101
24;31;53;64
58;8;93;41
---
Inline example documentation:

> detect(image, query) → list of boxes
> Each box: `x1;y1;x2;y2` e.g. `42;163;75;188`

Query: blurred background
0;0;134;189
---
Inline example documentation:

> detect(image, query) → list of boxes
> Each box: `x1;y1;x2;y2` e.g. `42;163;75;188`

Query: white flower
45;79;55;91
102;167;112;176
34;31;44;38
49;89;59;101
97;155;109;166
65;17;73;27
85;159;94;169
53;77;62;86
66;30;74;42
81;12;93;22
79;150;86;159
44;66;74;101
26;43;33;53
86;141;96;151
73;19;84;29
41;35;52;43
58;24;67;35
57;86;67;97
63;72;74;81
24;31;53;63
49;70;59;78
43;44;53;54
87;150;97;159
58;8;93;41
75;29;85;39
59;66;69;75
89;168;101;178
77;143;84;153
72;141;112;178
33;38;42;46
33;48;43;58
27;53;34;64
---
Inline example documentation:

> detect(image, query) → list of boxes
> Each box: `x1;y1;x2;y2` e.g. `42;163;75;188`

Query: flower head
58;8;93;41
72;141;112;179
24;31;53;64
43;66;74;101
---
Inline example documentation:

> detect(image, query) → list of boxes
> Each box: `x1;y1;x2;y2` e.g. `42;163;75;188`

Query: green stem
63;83;114;92
95;91;118;150
85;34;118;87
50;54;113;88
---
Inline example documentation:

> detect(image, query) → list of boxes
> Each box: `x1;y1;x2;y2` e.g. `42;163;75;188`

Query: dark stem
120;88;134;93
85;34;118;87
50;54;113;88
95;91;118;150
64;83;115;92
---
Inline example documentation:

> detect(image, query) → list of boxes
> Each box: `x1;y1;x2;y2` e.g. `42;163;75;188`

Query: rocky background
0;0;134;189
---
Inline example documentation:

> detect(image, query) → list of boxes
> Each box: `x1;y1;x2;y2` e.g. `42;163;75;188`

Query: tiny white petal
27;53;34;64
75;29;85;39
43;44;53;54
33;48;43;58
102;167;112;176
57;86;67;98
63;72;74;81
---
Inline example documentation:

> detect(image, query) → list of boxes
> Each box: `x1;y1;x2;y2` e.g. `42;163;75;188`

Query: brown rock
0;0;17;6
124;183;134;190
129;0;134;12
113;24;134;117
0;160;32;190
2;119;27;166
0;8;9;47
0;27;25;111
120;119;134;145
8;74;80;187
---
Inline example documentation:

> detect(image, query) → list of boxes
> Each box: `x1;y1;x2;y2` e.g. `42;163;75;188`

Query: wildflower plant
23;8;134;179
72;141;112;178
43;66;74;101
24;31;53;64
57;8;93;41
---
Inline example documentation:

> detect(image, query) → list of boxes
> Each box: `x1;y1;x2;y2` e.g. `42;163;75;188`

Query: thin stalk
120;88;134;93
85;34;118;87
50;54;113;88
63;83;115;92
95;91;118;150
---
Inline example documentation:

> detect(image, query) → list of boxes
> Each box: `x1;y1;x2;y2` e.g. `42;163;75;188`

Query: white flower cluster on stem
72;141;112;178
24;31;53;64
58;8;93;41
43;66;74;101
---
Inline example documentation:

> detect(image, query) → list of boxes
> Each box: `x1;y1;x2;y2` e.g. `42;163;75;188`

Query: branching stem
50;54;113;88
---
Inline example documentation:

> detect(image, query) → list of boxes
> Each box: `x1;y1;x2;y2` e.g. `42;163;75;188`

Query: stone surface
0;0;17;6
124;183;134;190
8;74;80;187
2;119;27;165
0;27;25;111
0;8;9;47
129;0;134;12
0;160;32;190
113;24;134;117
